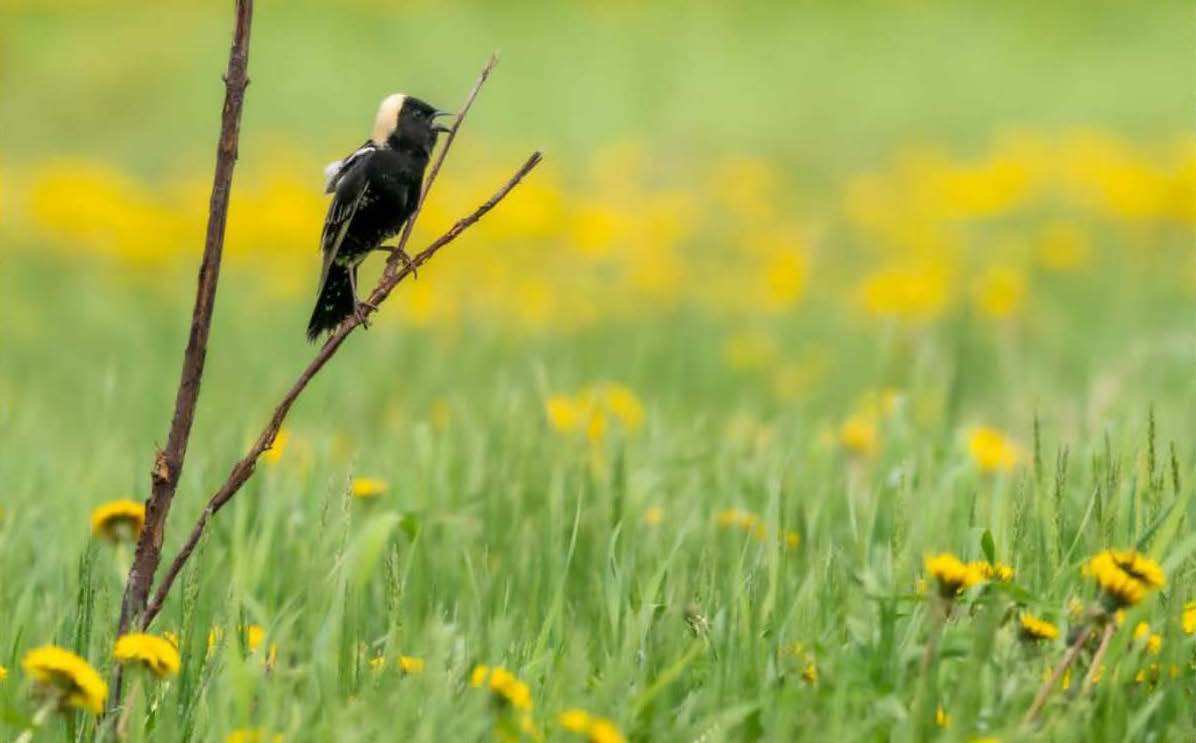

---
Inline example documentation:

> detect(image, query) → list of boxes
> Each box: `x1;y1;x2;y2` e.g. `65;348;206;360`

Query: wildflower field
1;1;1193;740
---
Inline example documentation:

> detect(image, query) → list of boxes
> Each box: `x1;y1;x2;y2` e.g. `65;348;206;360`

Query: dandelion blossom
545;396;582;434
21;645;107;715
1132;622;1163;655
398;656;424;674
1018;613;1059;641
350;477;388;500
114;633;180;679
0;665;7;681
90;499;145;543
1183;601;1196;635
642;506;664;526
970;560;1015;582
225;729;282;743
262;427;289;464
967;426;1019;473
924;553;984;598
1085;549;1165;607
838;415;878;458
558;708;626;743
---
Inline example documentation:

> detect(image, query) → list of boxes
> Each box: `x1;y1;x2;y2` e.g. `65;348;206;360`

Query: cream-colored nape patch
372;94;407;145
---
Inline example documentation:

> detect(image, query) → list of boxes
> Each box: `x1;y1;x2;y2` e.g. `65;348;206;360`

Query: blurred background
0;1;1193;738
1;0;1192;498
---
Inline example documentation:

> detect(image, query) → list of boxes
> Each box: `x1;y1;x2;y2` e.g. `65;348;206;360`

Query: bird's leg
377;244;418;279
349;266;372;329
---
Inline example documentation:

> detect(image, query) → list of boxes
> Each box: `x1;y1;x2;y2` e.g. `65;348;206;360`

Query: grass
1;1;1195;741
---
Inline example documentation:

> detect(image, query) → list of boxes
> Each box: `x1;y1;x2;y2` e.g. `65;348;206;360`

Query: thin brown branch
1021;623;1094;726
115;0;253;639
138;59;540;626
1079;621;1115;695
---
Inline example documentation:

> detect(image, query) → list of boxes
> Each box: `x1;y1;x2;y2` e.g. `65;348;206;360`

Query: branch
116;0;253;636
138;58;541;630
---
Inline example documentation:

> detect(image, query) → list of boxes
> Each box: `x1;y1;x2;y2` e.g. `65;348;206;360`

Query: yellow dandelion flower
545;396;582;434
0;665;7;681
970;560;1015;582
114;633;180;679
262;427;289;464
935;706;950;728
968;426;1019;473
1133;622;1163;655
90;499;145;543
1085;549;1165;607
643;506;664;526
21;645;108;715
587;718;626;743
1183;601;1196;635
784;530;801;551
924;553;985;597
559;709;591;733
398;656;424;674
489;666;533;710
973;265;1026;319
584;407;607;444
838;415;878;458
350;477;388;500
225;729;283;743
1018;613;1059;641
469;664;490;687
557;708;625;743
597;383;645;433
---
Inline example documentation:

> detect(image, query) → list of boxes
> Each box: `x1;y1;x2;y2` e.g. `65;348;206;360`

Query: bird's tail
306;265;355;341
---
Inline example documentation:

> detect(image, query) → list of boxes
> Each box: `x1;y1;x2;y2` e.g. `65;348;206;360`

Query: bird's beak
432;110;455;134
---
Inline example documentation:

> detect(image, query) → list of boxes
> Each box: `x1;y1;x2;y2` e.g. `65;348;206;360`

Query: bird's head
372;94;452;154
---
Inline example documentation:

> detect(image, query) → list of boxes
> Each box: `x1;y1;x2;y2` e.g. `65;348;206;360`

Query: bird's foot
380;245;418;278
352;302;376;329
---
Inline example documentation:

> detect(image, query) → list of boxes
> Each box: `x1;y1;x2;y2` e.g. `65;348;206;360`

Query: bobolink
307;93;451;340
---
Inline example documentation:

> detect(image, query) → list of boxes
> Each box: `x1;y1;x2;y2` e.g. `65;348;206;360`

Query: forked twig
138;59;541;630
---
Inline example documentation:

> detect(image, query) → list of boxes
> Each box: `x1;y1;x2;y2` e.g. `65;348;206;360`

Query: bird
306;93;453;341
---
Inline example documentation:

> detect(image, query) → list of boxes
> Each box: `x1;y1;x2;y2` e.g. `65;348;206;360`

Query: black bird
307;94;452;341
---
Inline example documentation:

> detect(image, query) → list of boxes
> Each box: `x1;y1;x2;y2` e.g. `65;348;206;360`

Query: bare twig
115;0;253;640
1079;622;1115;695
1021;623;1094;726
138;58;541;629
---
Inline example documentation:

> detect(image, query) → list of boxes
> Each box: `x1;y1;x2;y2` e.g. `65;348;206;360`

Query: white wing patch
322;141;376;194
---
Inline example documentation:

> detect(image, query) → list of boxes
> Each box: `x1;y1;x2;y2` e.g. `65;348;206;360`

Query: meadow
1;0;1194;740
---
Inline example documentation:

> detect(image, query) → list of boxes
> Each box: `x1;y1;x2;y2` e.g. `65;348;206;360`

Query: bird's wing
322;140;376;194
314;177;370;299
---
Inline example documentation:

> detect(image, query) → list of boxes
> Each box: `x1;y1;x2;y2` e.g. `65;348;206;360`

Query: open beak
432;110;455;134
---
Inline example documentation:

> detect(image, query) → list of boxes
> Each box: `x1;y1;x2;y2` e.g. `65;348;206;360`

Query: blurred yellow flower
973;265;1026;319
1132;622;1163;655
1036;222;1090;272
643;506;664;526
225;729;282;743
1183;601;1196;635
0;666;6;682
545;395;582;434
968;426;1019;473
857;265;949;322
970;560;1015;582
350;477;388;500
22;645;107;715
924;553;984;598
838;415;878;458
114;633;180;679
935;706;950;728
1085;549;1165;607
722;330;778;372
90;499;145;543
398;656;424;675
369;655;387;671
557;708;626;743
263;427;289;465
1018;613;1059;641
472;665;533;711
